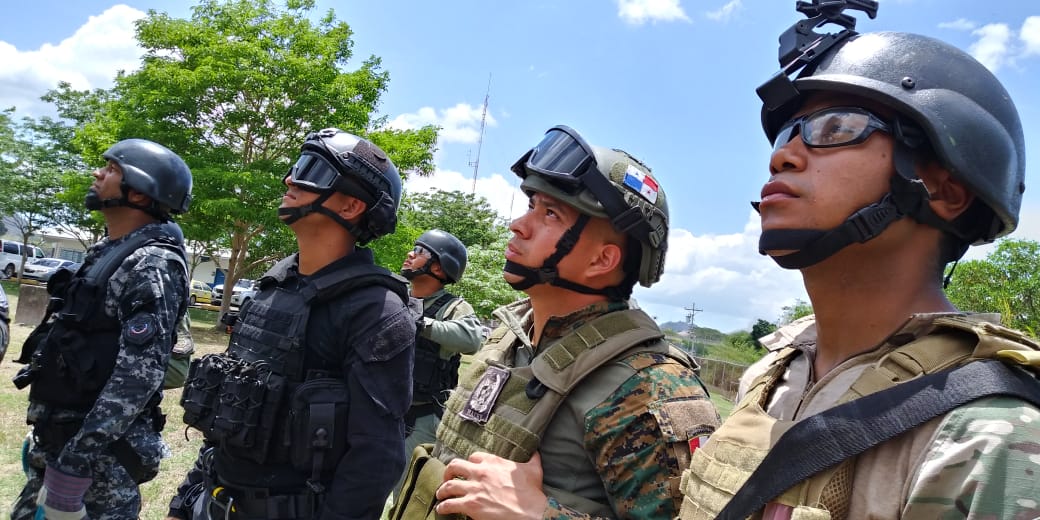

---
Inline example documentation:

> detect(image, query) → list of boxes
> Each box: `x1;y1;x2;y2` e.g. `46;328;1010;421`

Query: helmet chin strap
401;262;448;284
503;214;629;300
756;130;968;269
85;185;168;220
278;190;366;240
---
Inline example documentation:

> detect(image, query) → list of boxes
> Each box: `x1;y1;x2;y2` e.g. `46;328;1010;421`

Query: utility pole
684;302;703;353
468;75;491;194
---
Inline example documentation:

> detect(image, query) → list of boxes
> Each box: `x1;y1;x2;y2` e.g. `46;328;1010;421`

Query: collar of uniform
93;221;166;255
420;288;449;311
540;300;629;344
879;311;1001;348
261;247;377;286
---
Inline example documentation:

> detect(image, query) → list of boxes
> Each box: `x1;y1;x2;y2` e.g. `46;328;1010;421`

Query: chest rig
181;257;409;480
412;291;461;404
18;224;186;411
678;316;1040;520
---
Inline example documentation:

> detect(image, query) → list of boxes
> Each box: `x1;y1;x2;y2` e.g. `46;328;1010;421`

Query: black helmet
756;28;1025;269
404;229;467;284
764;32;1025;242
94;139;192;216
507;125;669;299
280;128;402;244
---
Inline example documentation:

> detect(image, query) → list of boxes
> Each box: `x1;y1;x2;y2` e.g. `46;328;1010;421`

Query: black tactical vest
412;291;461;403
27;225;186;411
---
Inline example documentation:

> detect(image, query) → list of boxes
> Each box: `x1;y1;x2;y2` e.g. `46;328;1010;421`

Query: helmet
510;125;669;296
410;229;468;283
281;128;402;244
100;139;192;215
763;32;1025;243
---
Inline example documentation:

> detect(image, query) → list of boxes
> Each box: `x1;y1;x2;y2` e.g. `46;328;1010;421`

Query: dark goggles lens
286;153;341;192
510;126;596;194
773;107;892;153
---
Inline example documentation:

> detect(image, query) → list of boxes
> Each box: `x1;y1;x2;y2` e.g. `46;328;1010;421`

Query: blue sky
1;1;1038;332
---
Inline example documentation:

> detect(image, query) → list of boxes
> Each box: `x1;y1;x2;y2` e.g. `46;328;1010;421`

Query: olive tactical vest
678;316;1040;520
430;308;693;516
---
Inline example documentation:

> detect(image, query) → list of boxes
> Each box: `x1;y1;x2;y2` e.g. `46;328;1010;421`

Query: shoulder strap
303;263;409;305
717;359;1040;520
84;225;187;287
423;291;457;319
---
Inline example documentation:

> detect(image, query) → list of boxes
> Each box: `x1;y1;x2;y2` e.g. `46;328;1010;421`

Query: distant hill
659;321;726;345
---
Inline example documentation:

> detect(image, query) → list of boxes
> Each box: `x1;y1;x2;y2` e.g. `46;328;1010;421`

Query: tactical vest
181;258;410;480
412;291;462;404
419;308;693;516
25;224;187;411
678;316;1040;520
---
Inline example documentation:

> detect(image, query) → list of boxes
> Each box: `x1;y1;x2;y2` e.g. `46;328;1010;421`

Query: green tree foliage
750;318;777;348
69;0;437;323
402;190;502;248
946;238;1040;335
708;331;765;365
778;298;813;325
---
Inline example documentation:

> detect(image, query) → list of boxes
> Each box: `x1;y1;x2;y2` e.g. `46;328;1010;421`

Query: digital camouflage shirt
26;222;188;477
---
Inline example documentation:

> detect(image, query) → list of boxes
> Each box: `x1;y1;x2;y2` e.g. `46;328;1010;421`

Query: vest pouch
181;353;233;433
412;346;443;401
212;362;285;465
288;378;350;478
53;327;109;394
438;355;461;398
390;443;456;520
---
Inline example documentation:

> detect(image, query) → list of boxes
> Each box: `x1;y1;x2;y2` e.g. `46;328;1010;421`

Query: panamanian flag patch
622;165;659;204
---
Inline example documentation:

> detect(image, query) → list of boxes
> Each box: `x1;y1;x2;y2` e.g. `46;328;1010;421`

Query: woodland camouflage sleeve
903;396;1040;519
541;352;720;520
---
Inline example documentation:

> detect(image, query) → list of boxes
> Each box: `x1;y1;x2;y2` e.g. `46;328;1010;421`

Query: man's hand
435;451;548;520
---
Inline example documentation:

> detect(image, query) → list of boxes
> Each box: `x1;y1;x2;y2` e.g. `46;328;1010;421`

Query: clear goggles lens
511;126;596;193
285;153;341;192
412;245;433;257
773;107;892;153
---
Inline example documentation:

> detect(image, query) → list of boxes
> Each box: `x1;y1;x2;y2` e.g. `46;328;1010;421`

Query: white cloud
0;5;145;117
938;18;977;31
969;23;1013;72
1021;16;1040;57
705;0;743;22
388;102;497;145
617;0;690;25
404;168;527;224
634;210;806;332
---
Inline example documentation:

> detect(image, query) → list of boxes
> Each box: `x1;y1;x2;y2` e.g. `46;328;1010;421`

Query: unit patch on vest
124;314;158;347
459;365;510;424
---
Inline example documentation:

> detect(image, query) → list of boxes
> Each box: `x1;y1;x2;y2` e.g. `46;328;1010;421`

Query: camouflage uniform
488;299;719;519
728;313;1040;519
0;283;9;362
12;222;188;520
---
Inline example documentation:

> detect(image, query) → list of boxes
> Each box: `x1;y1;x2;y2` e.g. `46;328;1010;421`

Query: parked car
189;280;213;306
211;278;258;307
0;240;46;278
21;258;80;282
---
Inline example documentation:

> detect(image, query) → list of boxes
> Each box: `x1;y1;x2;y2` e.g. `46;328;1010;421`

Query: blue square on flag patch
622;165;659;204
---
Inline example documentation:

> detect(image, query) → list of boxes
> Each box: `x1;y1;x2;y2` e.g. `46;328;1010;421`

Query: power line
468;74;491;194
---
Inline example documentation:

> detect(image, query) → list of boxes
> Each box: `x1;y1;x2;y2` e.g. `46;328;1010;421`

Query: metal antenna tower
468;75;491;194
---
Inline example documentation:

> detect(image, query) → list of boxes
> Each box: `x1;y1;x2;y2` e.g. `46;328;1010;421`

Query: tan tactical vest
678;316;1040;520
412;308;692;516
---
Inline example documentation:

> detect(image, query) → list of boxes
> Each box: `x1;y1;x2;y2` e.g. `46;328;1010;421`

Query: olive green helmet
509;125;669;294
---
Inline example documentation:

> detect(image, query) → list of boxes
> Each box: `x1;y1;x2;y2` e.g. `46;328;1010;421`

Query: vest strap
717;360;1040;520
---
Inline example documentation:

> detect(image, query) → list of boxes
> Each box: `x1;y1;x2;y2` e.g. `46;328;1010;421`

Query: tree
946;238;1040;335
750;319;777;348
778;298;813;325
71;0;437;324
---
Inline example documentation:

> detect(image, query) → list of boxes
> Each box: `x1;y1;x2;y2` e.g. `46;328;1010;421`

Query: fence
692;356;750;402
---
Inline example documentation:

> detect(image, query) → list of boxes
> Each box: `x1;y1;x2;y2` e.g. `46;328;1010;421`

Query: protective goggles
412;244;434;257
773;107;892;153
284;153;344;193
510;125;597;194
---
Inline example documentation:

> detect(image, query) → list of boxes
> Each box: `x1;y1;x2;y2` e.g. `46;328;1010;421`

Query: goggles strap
576;166;660;246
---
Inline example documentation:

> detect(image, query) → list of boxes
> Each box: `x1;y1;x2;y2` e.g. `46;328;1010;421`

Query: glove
36;465;90;520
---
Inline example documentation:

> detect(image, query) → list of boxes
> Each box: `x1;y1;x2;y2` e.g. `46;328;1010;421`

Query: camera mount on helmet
757;0;878;111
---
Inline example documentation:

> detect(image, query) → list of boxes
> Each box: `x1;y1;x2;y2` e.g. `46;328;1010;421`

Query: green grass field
0;281;734;518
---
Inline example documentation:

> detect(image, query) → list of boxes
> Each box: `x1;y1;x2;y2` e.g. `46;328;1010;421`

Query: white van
0;240;46;278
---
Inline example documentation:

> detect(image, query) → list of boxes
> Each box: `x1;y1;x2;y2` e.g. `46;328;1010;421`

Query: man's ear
586;242;624;280
126;188;152;207
920;162;974;221
336;195;368;220
429;261;446;279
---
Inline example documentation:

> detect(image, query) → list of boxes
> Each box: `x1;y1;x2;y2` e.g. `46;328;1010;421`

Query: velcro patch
124;315;158;347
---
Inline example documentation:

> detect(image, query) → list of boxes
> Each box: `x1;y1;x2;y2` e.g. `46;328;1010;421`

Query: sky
1;0;1038;332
